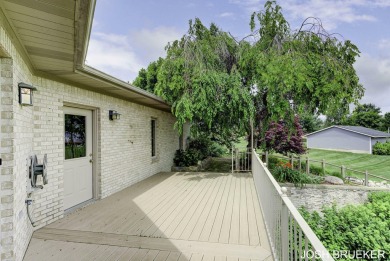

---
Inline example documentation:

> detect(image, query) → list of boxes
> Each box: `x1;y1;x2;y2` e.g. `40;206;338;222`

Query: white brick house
0;1;183;260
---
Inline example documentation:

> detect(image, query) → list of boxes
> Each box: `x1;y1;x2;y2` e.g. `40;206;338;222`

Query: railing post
235;148;239;171
306;157;310;175
341;165;345;179
365;171;369;186
281;188;289;261
322;159;325;175
231;147;234;174
265;151;269;167
290;155;294;168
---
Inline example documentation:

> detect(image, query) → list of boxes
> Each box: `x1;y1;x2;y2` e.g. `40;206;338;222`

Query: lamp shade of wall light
18;82;37;106
109;110;121;120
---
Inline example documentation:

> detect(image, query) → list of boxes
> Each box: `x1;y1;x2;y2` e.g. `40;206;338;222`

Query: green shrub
185;148;201;166
173;149;202;167
300;192;390;260
267;156;286;170
188;137;211;160
174;137;228;167
173;149;186;167
272;165;323;187
209;143;227;157
300;161;307;171
373;141;390;155
309;165;324;176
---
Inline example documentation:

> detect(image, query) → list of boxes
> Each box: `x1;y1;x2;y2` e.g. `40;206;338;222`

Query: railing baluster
251;149;334;261
299;228;303;260
294;220;298;261
290;215;293;261
281;201;289;261
305;237;309;261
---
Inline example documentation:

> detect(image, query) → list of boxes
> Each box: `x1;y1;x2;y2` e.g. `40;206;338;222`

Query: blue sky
86;0;390;113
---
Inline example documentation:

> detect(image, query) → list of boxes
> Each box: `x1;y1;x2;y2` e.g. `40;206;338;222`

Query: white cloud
230;0;386;30
229;0;261;12
219;12;235;18
130;26;182;62
282;0;376;30
379;39;390;51
86;27;182;82
355;54;390;113
86;32;142;82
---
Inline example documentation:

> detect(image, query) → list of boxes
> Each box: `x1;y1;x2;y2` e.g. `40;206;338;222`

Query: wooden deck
24;172;273;261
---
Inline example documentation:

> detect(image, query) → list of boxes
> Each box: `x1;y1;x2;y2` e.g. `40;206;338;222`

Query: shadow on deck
24;172;273;261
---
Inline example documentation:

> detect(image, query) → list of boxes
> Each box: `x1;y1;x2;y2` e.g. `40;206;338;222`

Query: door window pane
65;114;86;159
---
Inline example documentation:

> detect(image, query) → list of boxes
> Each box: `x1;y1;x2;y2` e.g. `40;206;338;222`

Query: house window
151;119;156;157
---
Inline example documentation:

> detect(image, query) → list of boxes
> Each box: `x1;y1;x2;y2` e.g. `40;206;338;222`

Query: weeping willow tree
142;1;364;147
156;19;254;145
240;1;364;146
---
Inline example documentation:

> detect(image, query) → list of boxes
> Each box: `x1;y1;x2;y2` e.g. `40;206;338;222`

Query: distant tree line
299;103;390;134
342;103;390;132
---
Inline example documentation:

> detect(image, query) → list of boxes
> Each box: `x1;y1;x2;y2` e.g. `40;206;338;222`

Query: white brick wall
1;15;179;261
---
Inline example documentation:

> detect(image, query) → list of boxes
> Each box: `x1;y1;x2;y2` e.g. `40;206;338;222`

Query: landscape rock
325;175;344;185
345;177;390;189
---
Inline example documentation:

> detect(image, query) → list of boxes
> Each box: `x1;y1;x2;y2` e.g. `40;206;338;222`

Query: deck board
229;173;241;244
218;173;237;244
198;173;229;241
24;172;272;261
208;174;232;243
188;174;224;241
239;174;250;245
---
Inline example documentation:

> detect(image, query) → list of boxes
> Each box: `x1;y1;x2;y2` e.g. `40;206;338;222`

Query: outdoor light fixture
109;110;121;120
18;82;37;106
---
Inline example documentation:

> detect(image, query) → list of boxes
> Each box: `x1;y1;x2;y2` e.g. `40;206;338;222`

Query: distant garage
306;126;390;154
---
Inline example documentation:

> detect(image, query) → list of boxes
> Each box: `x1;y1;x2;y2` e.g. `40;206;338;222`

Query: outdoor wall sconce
18;82;37;106
109;110;121;120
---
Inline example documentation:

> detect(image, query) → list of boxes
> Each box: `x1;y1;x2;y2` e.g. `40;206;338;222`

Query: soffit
0;0;171;112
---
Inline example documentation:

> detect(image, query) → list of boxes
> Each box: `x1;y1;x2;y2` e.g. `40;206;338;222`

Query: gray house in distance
306;126;390;154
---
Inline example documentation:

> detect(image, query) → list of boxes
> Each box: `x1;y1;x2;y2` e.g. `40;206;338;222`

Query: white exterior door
63;107;93;209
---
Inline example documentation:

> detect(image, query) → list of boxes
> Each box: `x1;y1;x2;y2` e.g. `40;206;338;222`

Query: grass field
225;137;389;181
305;149;390;180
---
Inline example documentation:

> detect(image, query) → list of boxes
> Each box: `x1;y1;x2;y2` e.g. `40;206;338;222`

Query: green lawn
233;137;249;151
304;149;390;180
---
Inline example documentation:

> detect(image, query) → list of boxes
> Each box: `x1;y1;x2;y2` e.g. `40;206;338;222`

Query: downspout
369;137;372;154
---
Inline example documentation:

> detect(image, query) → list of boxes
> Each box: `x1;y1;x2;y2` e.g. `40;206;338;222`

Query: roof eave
73;0;171;112
307;125;390;138
75;65;171;108
335;126;372;137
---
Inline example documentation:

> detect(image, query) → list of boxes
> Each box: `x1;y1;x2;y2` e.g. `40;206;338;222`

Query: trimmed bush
300;192;390;260
373;141;390;155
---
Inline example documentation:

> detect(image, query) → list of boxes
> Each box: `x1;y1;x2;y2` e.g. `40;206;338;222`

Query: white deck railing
252;149;334;261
